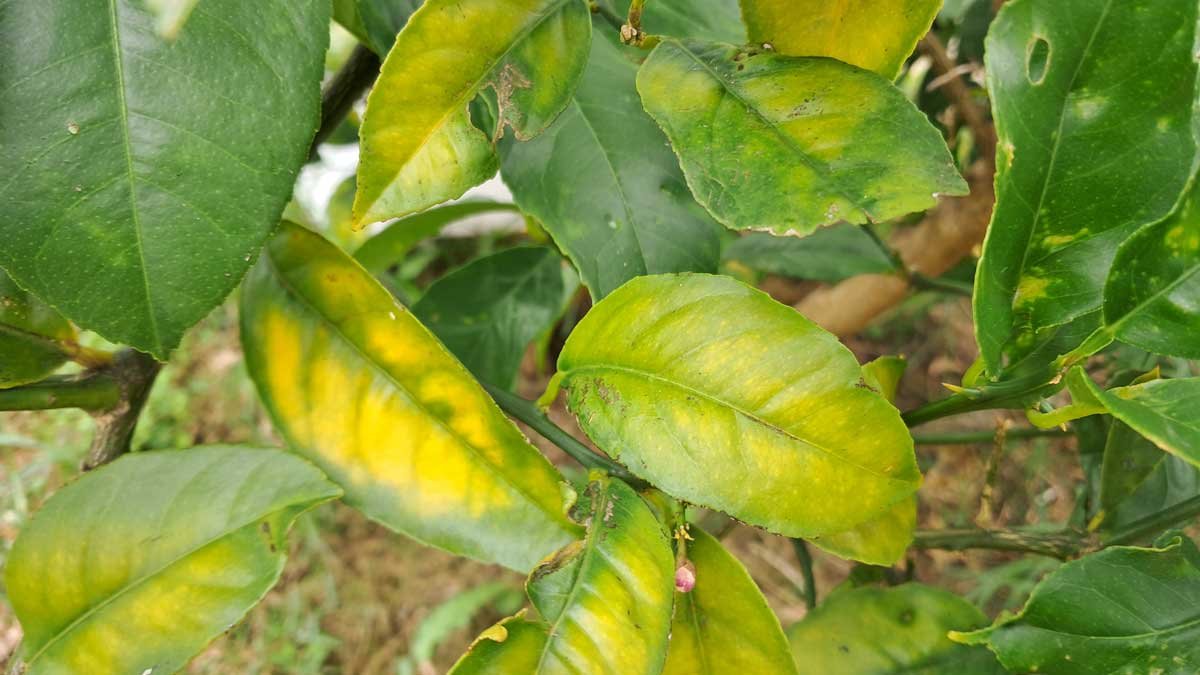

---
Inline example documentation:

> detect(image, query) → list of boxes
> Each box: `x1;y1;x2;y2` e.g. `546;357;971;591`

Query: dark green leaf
973;0;1200;374
609;0;745;42
413;247;570;389
955;535;1200;674
722;226;898;283
636;39;967;236
0;0;330;358
332;0;420;54
0;270;76;388
4;446;341;673
789;584;1003;674
1099;421;1200;533
501;29;723;299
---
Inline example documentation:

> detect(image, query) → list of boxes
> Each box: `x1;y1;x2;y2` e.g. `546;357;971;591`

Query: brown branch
920;33;995;160
82;349;162;470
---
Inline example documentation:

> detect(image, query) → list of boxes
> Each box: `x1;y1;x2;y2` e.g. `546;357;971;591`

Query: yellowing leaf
5;446;340;674
449;474;676;674
808;497;916;566
663;527;798;675
240;223;581;572
551;273;921;538
636;39;967;236
353;0;591;227
740;0;942;79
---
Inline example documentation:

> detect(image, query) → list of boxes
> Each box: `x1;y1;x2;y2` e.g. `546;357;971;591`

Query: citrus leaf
0;0;329;358
1100;177;1200;360
240;223;581;572
413;247;568;389
663;527;798;675
4;446;340;674
972;0;1200;374
1070;371;1200;470
500;29;723;300
352;0;592;227
740;0;942;79
145;0;200;38
449;474;676;674
353;201;520;274
808;498;916;566
332;0;420;55
790;584;1004;674
723;226;898;284
1098;421;1200;534
551;273;921;537
0;271;76;388
636;39;967;236
954;535;1200;674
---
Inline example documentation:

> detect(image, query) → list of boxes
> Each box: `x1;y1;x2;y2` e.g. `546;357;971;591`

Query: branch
483;383;645;486
791;539;818;610
919;33;996;160
0;374;120;411
82;349;162;470
913;427;1070;445
912;528;1090;560
309;44;381;157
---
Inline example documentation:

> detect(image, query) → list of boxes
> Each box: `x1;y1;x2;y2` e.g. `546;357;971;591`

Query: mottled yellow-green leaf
862;355;907;404
240;223;581;572
352;0;591;227
740;0;942;79
552;273;921;537
636;39;967;236
5;446;341;675
664;527;798;675
808;497;916;566
0;270;76;388
449;474;676;674
789;584;1004;674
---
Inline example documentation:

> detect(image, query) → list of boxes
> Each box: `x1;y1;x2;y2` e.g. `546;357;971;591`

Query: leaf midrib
564;362;914;485
106;0;163;353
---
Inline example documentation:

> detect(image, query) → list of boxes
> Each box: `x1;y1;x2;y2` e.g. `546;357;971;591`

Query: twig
909;272;974;297
913;427;1070;445
82;350;162;470
919;33;995;160
791;539;818;610
0;374;120;411
483;383;644;485
590;1;625;32
309;44;381;157
912;528;1089;560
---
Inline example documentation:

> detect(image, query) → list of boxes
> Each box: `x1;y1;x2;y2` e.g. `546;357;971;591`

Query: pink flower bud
675;561;696;593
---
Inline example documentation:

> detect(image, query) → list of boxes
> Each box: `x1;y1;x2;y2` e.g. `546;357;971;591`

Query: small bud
675;561;696;593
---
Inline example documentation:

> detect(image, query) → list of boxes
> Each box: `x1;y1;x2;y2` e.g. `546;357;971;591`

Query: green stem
902;370;1060;427
483;383;642;484
1105;494;1200;547
0;375;120;411
909;272;974;297
912;528;1089;560
791;539;817;610
590;0;625;31
309;44;381;158
912;427;1071;445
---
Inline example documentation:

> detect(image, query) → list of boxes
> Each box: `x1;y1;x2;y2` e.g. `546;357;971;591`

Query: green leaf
972;0;1200;374
861;355;908;404
550;273;921;537
240;223;582;572
1071;371;1200;470
0;0;330;359
353;201;520;275
723;226;898;283
789;584;1004;674
352;0;592;227
1100;177;1200;360
500;29;723;300
0;271;76;389
609;0;745;42
954;535;1200;674
413;247;568;390
332;0;420;55
636;39;967;236
145;0;200;38
740;0;942;79
4;446;341;674
663;527;799;675
450;474;676;674
1099;421;1200;533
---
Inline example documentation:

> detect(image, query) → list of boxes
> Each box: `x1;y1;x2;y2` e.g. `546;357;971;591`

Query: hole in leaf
1026;36;1051;84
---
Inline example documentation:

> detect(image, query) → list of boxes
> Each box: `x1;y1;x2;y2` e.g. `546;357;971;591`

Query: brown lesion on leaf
488;62;533;142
